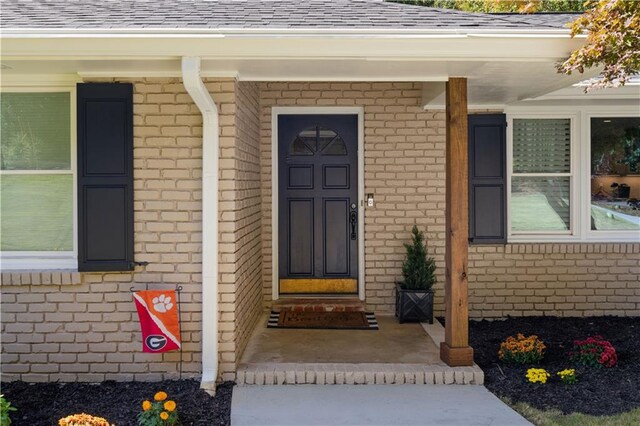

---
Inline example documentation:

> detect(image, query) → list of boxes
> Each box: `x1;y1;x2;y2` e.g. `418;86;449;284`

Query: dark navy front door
278;114;358;294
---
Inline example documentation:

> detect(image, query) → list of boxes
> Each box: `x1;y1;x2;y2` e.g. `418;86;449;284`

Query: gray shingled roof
490;12;579;28
0;0;576;30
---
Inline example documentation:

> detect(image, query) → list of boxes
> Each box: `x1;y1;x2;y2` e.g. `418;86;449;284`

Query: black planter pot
395;282;434;324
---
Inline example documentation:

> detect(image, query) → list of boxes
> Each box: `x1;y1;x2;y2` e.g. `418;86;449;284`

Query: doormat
268;311;378;330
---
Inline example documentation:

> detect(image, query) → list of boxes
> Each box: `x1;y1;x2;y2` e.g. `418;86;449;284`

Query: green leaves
558;0;640;91
401;225;436;290
0;395;17;426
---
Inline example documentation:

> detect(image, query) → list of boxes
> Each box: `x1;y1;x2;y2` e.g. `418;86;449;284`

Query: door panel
324;199;349;275
288;199;314;275
278;114;358;294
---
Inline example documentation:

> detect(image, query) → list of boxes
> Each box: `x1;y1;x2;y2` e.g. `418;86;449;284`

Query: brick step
272;298;365;312
236;363;484;385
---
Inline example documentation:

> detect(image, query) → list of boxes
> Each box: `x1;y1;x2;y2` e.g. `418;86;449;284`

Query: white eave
0;26;612;106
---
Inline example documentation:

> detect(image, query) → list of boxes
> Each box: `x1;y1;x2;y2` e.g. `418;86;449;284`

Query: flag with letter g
133;290;181;353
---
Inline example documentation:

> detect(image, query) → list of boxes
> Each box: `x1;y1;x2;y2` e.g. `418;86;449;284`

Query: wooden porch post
440;77;474;366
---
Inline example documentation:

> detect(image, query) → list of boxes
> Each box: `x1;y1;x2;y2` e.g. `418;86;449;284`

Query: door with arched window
278;114;358;294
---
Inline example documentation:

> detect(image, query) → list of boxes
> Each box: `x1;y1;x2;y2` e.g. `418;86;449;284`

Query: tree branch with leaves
557;0;640;91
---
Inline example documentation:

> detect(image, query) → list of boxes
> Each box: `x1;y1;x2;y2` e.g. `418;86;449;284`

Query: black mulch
468;316;640;416
1;379;233;426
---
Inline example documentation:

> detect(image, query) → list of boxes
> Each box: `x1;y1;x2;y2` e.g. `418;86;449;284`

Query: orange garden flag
133;290;181;353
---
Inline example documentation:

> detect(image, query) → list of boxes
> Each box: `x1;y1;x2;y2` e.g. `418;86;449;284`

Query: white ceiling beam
421;82;446;109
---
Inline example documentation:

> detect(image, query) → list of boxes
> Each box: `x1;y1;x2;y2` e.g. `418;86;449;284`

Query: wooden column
440;77;474;366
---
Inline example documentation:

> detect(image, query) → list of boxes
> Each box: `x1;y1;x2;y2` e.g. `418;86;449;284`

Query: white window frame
0;85;78;270
507;111;581;242
582;106;640;243
506;105;640;243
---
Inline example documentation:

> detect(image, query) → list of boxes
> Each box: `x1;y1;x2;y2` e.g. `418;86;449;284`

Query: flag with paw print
133;290;181;353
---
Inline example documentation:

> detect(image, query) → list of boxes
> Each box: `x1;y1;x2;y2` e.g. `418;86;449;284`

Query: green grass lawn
506;400;640;426
0;174;73;251
511;193;569;231
591;205;639;230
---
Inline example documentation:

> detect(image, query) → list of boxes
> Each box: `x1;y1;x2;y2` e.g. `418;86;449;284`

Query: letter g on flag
145;335;168;351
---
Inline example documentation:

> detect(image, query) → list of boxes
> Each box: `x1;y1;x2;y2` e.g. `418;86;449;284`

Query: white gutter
1;28;579;37
181;56;219;395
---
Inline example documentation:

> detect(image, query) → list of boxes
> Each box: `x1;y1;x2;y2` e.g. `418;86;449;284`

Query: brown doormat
268;311;378;330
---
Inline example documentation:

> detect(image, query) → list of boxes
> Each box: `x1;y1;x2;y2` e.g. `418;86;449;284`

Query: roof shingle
0;0;577;30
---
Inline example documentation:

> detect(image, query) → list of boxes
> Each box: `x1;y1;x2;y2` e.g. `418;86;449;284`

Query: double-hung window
0;88;77;269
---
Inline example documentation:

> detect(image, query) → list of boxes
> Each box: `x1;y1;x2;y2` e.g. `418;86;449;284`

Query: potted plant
396;225;436;323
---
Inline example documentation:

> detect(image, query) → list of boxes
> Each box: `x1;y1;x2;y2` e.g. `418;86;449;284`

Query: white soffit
0;32;591;104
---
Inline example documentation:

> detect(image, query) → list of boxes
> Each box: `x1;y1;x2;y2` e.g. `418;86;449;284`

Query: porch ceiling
1;56;599;107
1;29;595;106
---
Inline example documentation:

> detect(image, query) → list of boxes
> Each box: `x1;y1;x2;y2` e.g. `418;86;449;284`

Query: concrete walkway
231;385;531;426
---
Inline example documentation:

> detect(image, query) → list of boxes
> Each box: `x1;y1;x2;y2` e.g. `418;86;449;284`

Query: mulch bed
1;379;233;426
468;316;640;415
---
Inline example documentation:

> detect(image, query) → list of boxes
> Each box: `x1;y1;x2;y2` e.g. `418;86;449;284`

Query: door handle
350;207;357;240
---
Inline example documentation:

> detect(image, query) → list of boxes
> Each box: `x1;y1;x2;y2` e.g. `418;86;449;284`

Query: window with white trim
510;118;573;235
507;108;640;243
589;116;640;233
0;89;77;269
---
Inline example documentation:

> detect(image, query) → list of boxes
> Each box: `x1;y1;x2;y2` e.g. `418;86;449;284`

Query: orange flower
163;400;177;412
160;411;169;420
142;400;152;411
154;391;168;401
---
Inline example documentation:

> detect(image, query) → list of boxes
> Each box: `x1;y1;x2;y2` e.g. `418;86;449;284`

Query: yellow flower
526;368;550;384
164;400;177;412
160;411;169;420
154;391;168;401
558;369;575;377
142;400;152;411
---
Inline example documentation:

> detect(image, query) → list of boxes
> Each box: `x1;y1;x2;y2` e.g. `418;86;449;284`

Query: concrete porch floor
236;314;484;385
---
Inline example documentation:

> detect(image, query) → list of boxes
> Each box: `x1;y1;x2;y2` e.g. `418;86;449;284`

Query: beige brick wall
1;77;265;382
217;81;264;380
259;81;640;317
259;82;449;313
2;78;638;383
2;78;212;382
469;244;640;317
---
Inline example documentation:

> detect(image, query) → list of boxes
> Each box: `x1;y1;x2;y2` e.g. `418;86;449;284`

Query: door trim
272;107;365;301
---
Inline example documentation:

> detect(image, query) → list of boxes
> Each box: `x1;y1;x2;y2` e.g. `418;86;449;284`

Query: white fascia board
1;27;576;37
0;37;584;62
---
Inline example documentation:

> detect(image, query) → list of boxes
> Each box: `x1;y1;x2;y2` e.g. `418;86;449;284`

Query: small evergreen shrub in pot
395;225;436;323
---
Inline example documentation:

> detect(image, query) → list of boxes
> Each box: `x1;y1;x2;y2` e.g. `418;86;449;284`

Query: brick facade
259;82;640;316
260;82;450;313
1;79;638;383
0;78;263;382
218;81;263;380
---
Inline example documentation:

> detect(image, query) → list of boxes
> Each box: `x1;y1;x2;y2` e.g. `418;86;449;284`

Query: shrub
569;335;618;368
138;391;179;426
401;225;436;290
498;333;546;364
58;413;110;426
1;395;17;426
557;369;578;384
526;368;550;384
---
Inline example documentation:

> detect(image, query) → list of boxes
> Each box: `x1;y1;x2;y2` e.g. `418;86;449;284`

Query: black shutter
468;114;507;244
77;83;134;271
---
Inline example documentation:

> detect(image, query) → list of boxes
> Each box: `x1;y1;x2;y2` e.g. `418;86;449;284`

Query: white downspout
181;56;219;395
